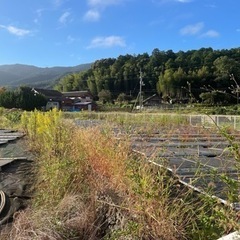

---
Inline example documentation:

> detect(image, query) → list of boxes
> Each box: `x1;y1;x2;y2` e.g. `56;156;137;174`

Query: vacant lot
0;110;240;240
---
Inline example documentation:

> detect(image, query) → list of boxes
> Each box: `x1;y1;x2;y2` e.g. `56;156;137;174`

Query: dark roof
32;88;63;98
62;91;93;98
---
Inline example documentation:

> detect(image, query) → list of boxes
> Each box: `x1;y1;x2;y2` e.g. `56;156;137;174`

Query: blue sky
0;0;239;67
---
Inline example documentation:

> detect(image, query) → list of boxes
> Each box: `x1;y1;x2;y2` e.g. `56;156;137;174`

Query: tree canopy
0;86;47;110
55;47;240;104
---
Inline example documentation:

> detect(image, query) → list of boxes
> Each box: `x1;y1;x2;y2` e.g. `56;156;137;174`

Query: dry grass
3;195;98;240
0;110;238;239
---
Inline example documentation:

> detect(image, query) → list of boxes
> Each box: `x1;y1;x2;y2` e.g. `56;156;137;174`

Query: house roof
62;91;93;98
32;88;63;98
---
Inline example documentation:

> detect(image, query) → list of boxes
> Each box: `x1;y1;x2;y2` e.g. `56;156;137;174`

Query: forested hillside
0;63;91;88
55;47;240;104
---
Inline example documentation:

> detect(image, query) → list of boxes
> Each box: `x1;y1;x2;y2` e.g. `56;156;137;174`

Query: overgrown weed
0;108;22;129
2;110;239;239
209;119;240;207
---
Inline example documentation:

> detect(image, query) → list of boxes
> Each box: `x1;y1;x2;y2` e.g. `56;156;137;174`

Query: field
0;109;240;239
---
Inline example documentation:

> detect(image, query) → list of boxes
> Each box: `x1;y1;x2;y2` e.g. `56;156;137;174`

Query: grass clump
1;109;238;239
0;108;22;129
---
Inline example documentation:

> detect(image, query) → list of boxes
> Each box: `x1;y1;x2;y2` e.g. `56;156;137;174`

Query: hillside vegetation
55;47;240;105
0;63;91;88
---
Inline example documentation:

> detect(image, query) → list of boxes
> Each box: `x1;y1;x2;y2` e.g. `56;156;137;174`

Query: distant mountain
0;63;92;89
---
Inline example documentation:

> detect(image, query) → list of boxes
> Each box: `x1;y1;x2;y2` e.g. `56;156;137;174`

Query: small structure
143;94;162;107
62;90;97;111
32;88;63;110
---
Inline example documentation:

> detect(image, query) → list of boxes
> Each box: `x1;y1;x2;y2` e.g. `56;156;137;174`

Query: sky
0;0;239;67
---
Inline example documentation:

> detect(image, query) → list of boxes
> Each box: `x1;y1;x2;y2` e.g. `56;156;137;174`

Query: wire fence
189;115;240;130
80;111;240;131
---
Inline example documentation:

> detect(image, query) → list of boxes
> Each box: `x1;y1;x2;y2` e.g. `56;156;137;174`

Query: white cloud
0;25;31;37
85;0;124;21
53;0;63;7
201;30;219;38
87;35;126;48
67;35;81;43
180;22;219;38
34;8;45;24
36;9;44;17
59;11;71;24
67;35;75;43
84;9;100;21
180;22;204;35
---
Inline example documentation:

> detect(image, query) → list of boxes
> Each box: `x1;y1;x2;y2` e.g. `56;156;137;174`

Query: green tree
87;76;98;97
16;86;47;110
117;93;132;103
200;91;231;105
213;56;236;75
157;69;175;98
0;87;47;110
0;90;16;108
98;89;112;104
51;47;240;105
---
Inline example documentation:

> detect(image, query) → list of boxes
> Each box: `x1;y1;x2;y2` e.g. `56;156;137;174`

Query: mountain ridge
0;63;92;89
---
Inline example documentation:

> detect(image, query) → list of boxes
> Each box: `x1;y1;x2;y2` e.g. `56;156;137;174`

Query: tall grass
70;111;189;124
70;111;190;136
0;108;22;129
1;109;238;239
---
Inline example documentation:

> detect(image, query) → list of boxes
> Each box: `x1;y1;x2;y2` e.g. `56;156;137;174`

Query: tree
98;89;112;104
157;69;175;98
117;93;132;103
51;47;240;105
0;87;47;110
200;91;231;105
87;76;98;96
72;72;88;91
0;91;16;108
213;56;235;75
16;87;47;110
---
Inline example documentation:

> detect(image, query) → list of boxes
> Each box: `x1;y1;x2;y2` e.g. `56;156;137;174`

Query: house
32;88;63;101
32;89;97;111
32;88;63;110
62;91;93;102
72;101;98;111
62;91;97;111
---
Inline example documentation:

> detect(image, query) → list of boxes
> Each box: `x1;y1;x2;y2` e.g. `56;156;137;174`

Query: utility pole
132;69;145;111
187;81;192;103
139;69;144;109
